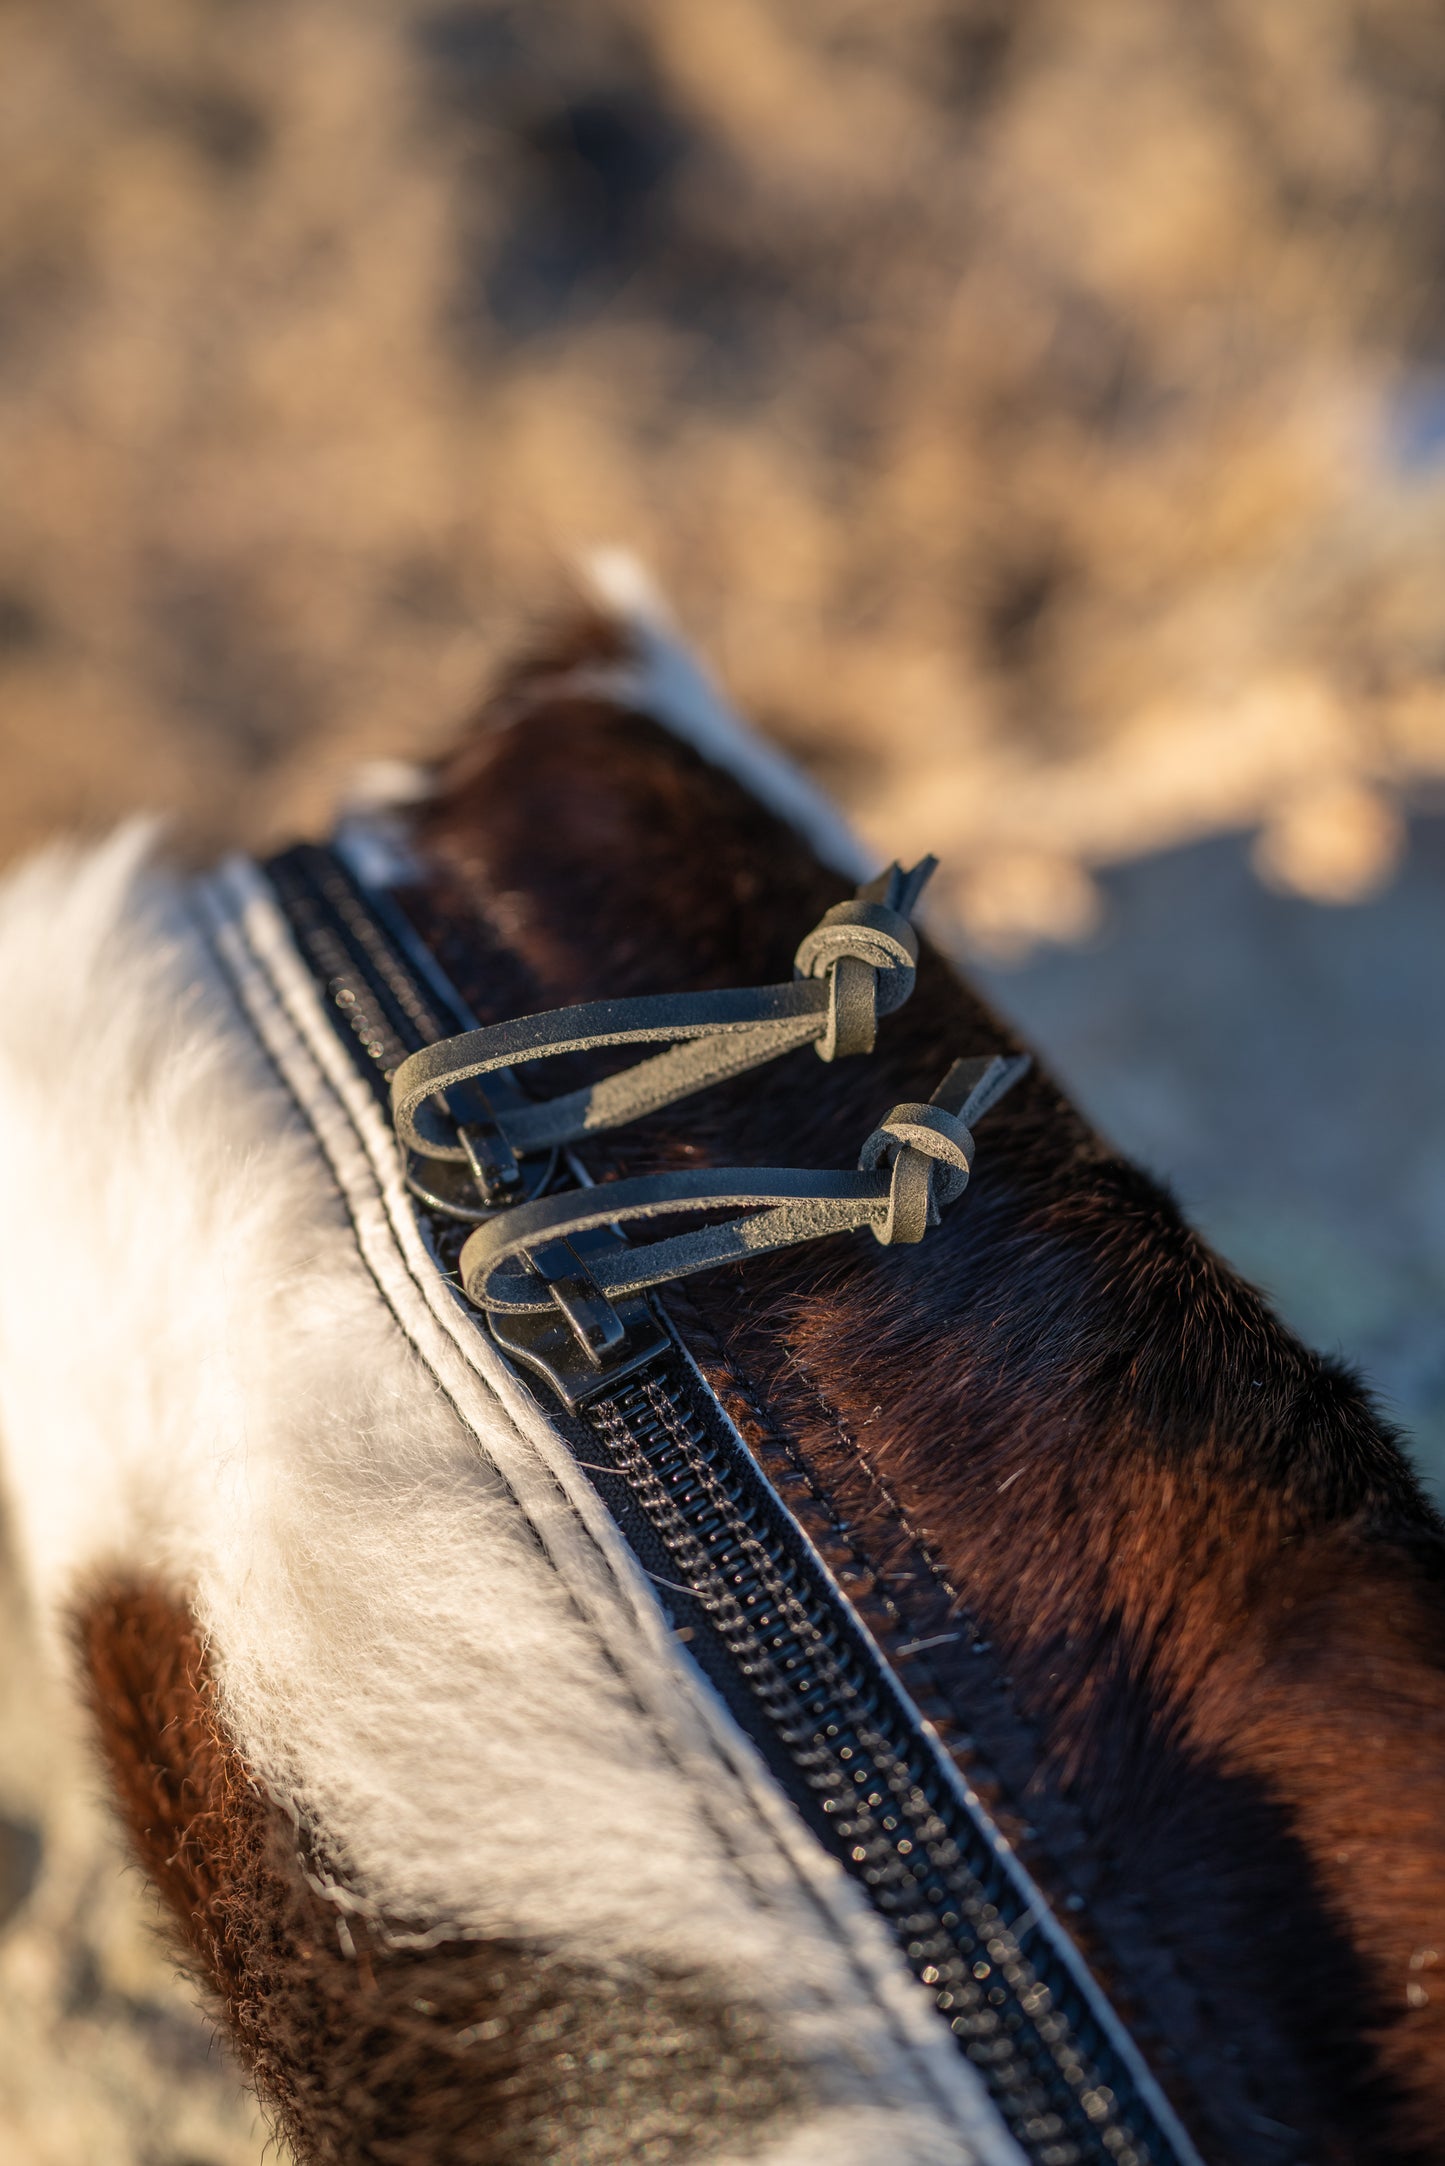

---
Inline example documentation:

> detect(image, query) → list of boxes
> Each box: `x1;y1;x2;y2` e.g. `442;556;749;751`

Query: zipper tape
251;841;1204;2166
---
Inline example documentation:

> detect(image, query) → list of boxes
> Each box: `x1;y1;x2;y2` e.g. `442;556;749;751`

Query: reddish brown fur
396;640;1445;2165
59;618;1445;2164
74;1583;802;2165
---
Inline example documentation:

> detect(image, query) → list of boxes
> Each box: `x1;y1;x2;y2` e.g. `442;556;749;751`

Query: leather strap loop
461;1167;885;1313
459;1051;1030;1325
392;985;825;1162
793;895;920;1059
859;1100;976;1243
392;857;937;1163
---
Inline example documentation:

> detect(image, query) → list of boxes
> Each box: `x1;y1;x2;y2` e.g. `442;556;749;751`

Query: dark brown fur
73;1582;804;2165
394;639;1445;2165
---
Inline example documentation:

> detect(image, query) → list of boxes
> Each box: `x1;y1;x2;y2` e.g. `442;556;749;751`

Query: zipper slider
457;1117;525;1206
488;1223;670;1408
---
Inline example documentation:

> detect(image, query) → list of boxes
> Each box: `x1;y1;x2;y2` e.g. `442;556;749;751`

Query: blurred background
2;1;1445;2159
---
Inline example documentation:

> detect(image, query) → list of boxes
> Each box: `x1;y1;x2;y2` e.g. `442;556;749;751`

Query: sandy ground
2;2;1445;2159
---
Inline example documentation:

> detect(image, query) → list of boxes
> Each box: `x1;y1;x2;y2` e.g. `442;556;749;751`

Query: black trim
259;841;1196;2166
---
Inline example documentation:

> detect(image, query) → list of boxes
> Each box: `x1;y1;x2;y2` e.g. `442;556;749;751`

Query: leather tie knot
858;1100;975;1245
391;856;940;1191
793;877;926;1063
458;1052;1029;1353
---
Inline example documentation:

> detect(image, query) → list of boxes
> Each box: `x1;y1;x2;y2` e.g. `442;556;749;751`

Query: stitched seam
793;1353;971;1615
202;885;1001;2143
682;1313;1275;2152
208;907;791;1901
805;1361;1276;2122
670;1295;1225;2157
673;1290;984;1728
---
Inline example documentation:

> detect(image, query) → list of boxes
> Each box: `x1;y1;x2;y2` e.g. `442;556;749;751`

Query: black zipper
262;842;1196;2166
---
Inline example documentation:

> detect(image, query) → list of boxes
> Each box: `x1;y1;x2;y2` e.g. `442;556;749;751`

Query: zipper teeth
264;852;422;1091
588;1370;1163;2166
291;843;465;1046
259;847;1191;2166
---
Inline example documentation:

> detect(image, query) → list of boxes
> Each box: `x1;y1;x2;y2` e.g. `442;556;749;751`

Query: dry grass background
3;2;1445;2159
4;0;1445;930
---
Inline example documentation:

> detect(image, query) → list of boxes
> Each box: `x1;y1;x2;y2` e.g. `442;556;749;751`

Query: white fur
0;828;1014;2166
331;758;432;888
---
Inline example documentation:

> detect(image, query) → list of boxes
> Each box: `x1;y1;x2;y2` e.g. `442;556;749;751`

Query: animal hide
3;564;1445;2164
0;824;1010;2165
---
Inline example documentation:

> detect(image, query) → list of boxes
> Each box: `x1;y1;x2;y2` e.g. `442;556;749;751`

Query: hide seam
197;861;1015;2159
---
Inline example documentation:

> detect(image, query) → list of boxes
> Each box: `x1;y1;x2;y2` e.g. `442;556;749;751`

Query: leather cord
459;1053;1030;1316
391;858;936;1166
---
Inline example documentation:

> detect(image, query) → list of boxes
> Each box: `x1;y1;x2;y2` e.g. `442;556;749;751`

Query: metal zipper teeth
584;1366;1172;2166
264;844;474;1102
260;845;1188;2166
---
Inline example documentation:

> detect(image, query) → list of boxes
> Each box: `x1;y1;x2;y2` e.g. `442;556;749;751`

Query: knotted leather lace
458;1052;1029;1317
390;857;936;1183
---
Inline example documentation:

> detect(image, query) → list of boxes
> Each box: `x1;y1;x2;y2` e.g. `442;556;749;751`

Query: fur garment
0;821;1011;2165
